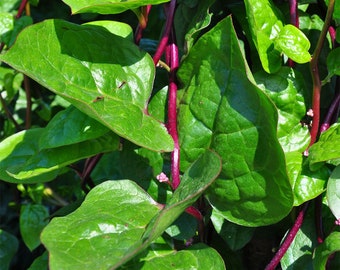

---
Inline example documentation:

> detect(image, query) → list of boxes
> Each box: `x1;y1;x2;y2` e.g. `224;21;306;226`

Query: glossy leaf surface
308;123;340;170
0;19;174;152
0;128;119;183
243;0;283;73
274;25;311;64
20;204;49;251
313;232;340;269
62;0;170;14
178;16;293;226
41;180;162;270
0;229;19;270
327;166;340;220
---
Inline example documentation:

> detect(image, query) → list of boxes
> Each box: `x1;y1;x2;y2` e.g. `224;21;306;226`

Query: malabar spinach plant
0;0;340;269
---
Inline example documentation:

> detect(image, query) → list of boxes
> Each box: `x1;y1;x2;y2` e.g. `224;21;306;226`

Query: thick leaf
274;24;311;64
1;16;33;47
327;166;340;220
20;204;49;251
132;243;225;269
39;106;110;149
0;19;174;152
0;12;13;40
0;229;19;270
83;20;133;41
62;0;170;14
178;16;293;226
254;67;310;153
243;0;284;73
326;47;340;76
28;252;48;270
113;150;221;268
281;214;316;270
313;232;340;269
211;209;255;251
41;180;163;270
308;123;340;170
0;128;119;183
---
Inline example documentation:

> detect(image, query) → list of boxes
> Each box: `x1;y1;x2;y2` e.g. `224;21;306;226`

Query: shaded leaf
0;229;19;270
28;252;48;270
178;16;293;226
0;128;119;183
83;20;133;41
327;166;340;220
0;19;174;152
274;24;311;64
39;106;110;150
313;232;340;269
211;209;255;251
326;47;340;76
243;0;284;73
62;0;170;15
20;204;49;251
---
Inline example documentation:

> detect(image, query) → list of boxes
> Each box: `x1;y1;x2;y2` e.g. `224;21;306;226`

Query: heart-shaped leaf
62;0;170;15
0;19;174;152
0;229;19;270
178;16;293;226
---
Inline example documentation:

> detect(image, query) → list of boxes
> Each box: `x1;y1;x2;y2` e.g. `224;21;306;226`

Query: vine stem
320;92;340;132
134;5;152;45
15;0;28;19
265;203;309;270
308;0;335;147
153;0;177;65
166;29;180;190
288;0;298;67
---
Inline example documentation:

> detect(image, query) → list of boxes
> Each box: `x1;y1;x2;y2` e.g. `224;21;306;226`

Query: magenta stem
153;0;177;65
320;92;340;132
134;5;152;45
265;203;309;270
15;0;28;19
166;29;180;190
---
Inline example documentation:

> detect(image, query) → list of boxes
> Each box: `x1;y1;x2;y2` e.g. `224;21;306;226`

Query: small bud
307;109;314;117
156;172;169;183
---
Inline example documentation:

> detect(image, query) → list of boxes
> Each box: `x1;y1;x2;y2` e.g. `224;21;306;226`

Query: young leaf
327;165;340;220
0;19;174;152
274;24;311;64
20;204;49;251
313;232;340;269
254;67;310;153
62;0;170;15
326;47;340;76
243;0;284;73
0;229;19;270
0;128;119;183
308;123;340;170
178;16;293;226
39;106;110;150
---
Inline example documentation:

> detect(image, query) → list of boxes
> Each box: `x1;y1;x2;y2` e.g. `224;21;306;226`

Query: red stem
166;30;180;190
15;0;28;19
134;5;152;45
265;203;309;270
315;195;324;243
153;0;177;65
320;92;340;132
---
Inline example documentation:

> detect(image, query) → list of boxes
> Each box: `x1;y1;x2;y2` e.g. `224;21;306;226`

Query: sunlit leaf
327;166;340;220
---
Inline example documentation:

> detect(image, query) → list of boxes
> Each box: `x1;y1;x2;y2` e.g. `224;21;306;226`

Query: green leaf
178;16;293;226
0;19;174;152
327;166;340;220
0;0;19;12
0;128;119;183
165;212;197;241
20;204;49;251
254;67;310;153
129;243;226;269
308;123;340;170
0;229;19;270
281;213;317;270
211;209;255;251
0;12;13;40
83;20;133;41
28;252;48;270
274;24;311;64
1;16;33;47
243;0;284;73
313;232;340;269
41;180;163;270
62;0;170;15
326;47;340;76
39;106;110;149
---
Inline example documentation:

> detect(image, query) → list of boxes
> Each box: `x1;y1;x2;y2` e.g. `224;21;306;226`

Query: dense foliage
0;0;339;269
